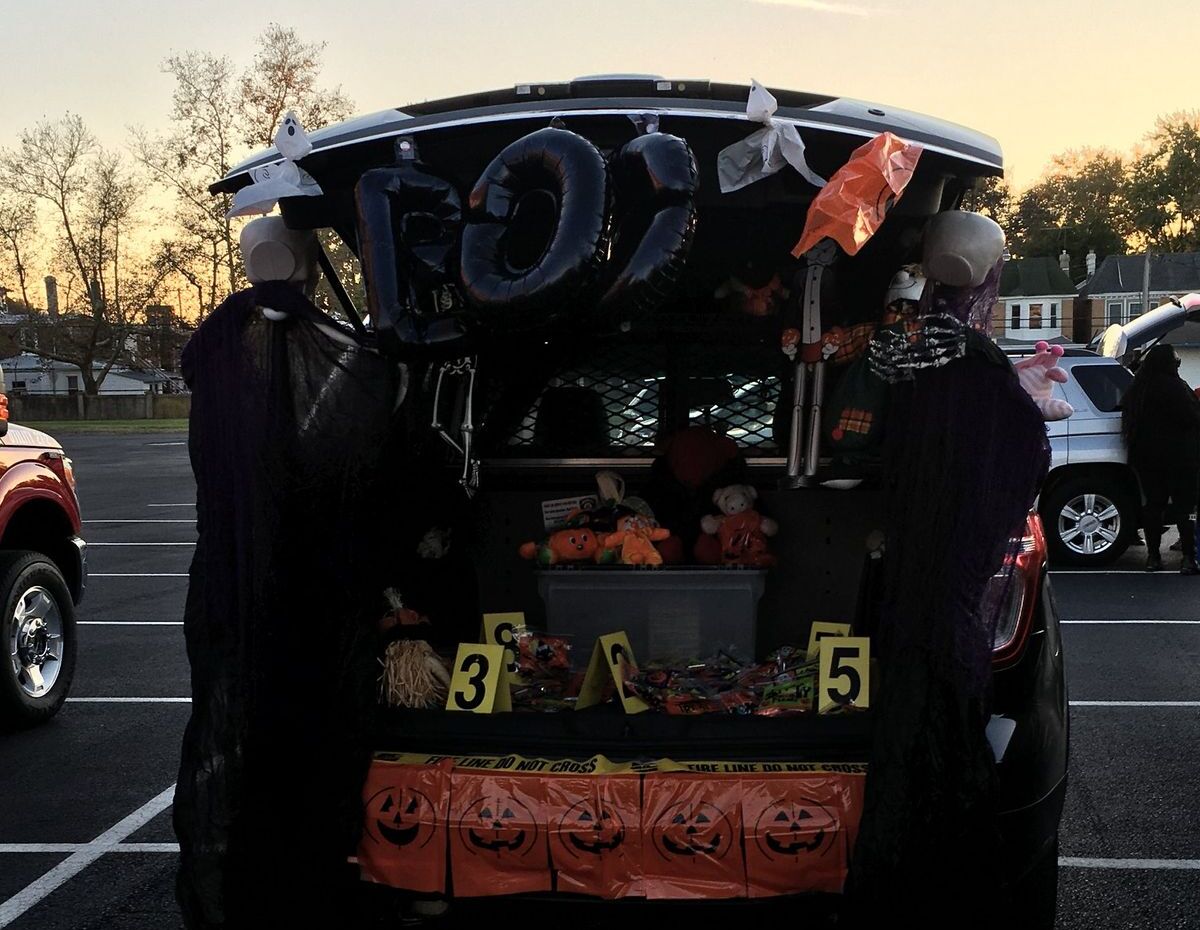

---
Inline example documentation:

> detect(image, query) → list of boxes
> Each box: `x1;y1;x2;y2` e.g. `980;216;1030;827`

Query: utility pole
1142;251;1152;318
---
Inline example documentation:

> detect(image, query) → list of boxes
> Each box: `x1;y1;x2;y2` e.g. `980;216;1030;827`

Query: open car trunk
191;82;1042;914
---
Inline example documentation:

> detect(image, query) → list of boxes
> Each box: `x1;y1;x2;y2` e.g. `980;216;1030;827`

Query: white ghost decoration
717;80;827;194
226;111;322;219
275;110;313;161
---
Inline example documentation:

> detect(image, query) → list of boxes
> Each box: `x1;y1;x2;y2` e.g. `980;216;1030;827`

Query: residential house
1077;251;1200;385
0;353;166;396
993;255;1076;346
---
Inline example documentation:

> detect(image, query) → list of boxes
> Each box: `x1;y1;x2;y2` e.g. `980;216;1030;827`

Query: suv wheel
1041;475;1134;567
0;551;77;728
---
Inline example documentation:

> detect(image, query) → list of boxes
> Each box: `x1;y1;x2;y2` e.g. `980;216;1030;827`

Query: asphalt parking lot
0;431;1197;929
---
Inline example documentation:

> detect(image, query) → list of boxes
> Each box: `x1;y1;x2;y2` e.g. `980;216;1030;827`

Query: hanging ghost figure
275;110;313;161
227;112;321;218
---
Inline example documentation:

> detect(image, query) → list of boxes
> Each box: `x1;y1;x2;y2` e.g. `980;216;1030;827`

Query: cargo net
477;341;785;457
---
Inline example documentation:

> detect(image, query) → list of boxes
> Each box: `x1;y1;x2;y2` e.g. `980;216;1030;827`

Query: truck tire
1040;474;1135;567
0;551;77;728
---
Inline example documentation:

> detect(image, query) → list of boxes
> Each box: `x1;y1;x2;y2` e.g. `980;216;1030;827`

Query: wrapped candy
515;630;572;678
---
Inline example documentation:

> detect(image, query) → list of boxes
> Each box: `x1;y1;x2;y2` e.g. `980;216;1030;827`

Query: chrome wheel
8;585;64;698
1058;493;1121;557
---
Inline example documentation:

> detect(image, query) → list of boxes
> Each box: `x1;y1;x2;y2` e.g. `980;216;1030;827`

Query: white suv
1029;299;1200;566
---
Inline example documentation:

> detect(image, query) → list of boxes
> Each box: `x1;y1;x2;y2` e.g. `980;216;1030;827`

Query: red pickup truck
0;411;86;727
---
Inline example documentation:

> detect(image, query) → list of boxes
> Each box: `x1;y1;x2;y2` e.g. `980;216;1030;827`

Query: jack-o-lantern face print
755;797;839;859
558;799;626;858
459;795;539;857
365;785;437;850
653;802;733;860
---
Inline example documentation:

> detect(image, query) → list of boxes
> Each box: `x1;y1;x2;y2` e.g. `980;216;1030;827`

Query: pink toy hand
1014;341;1074;421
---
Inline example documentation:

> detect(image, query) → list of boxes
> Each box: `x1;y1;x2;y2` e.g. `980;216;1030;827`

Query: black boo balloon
354;127;700;350
459;126;609;326
354;162;464;352
600;132;699;318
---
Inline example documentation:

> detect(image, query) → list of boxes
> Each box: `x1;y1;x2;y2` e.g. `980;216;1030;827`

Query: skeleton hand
868;313;966;382
1014;341;1074;421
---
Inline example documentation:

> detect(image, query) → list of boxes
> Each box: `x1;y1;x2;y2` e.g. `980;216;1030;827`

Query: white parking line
85;520;196;524
89;542;195;547
0;843;181;854
0;784;176;925
1062;620;1200;625
90;573;189;578
1071;701;1200;707
1060;857;1200;870
147;504;194;508
79;621;184;626
66;697;191;703
1052;570;1187;575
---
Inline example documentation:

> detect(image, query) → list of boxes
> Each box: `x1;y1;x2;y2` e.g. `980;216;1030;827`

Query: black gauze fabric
174;282;398;928
847;331;1049;926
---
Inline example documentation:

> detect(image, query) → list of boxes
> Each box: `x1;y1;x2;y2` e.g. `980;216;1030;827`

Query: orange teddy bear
601;513;671;567
699;485;778;568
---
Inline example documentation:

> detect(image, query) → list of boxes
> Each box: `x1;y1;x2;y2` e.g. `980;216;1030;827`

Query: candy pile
622;645;819;716
510;630;579;712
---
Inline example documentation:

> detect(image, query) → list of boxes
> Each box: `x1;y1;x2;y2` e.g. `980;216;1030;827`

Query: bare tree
134;29;354;319
0;117;169;392
239;23;353;149
0;115;99;313
0;192;38;311
131;51;243;318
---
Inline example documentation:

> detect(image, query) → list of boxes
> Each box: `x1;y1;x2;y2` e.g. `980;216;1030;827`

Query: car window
477;337;785;458
1072;363;1132;413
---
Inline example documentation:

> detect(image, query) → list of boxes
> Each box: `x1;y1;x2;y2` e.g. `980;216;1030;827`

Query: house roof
118;369;172;384
0;354;170;381
1082;252;1200;297
1000;258;1076;298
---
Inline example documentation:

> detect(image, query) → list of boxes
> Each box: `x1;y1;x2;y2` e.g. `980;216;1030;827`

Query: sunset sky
3;0;1197;188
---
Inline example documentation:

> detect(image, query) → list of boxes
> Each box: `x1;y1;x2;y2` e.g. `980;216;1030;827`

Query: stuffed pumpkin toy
519;526;611;566
601;513;672;566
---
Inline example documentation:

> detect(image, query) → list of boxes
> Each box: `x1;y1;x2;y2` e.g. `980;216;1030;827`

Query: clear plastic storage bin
535;568;767;662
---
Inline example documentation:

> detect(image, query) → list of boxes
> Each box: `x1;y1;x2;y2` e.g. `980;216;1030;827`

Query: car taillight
0;393;9;423
988;514;1045;668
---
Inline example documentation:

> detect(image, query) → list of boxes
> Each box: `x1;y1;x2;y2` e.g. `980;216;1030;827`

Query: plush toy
519;526;605;565
715;272;789;318
698;485;778;567
645;426;748;564
601;513;672;566
1014;341;1074;421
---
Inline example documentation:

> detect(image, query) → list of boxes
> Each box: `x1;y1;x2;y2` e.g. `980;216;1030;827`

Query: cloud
749;0;872;16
